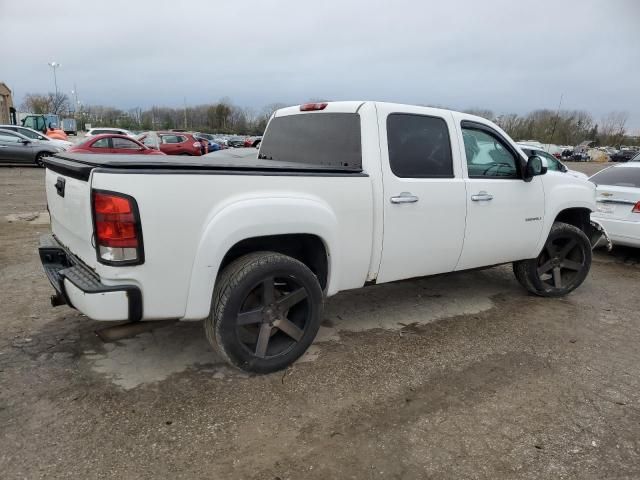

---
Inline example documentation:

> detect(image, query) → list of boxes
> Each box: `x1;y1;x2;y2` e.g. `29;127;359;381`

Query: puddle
84;268;511;388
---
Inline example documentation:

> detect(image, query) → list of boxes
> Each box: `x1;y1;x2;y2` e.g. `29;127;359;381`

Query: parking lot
1;163;639;479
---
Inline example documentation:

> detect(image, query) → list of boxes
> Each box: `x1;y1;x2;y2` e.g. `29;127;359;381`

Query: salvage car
67;134;165;155
610;148;639;162
39;101;608;373
0;124;73;150
0;128;64;166
590;163;640;247
136;131;205;156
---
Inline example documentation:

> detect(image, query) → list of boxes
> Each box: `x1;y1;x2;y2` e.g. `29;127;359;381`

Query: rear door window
387;114;453;178
590;167;640;188
258;113;362;169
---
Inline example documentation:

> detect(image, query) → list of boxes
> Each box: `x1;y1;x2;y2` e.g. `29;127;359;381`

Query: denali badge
525;217;541;222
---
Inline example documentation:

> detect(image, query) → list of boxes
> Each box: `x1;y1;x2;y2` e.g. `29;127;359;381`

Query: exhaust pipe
50;293;66;307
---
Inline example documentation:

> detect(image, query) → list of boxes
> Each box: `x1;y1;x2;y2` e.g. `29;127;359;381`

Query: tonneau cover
46;148;363;179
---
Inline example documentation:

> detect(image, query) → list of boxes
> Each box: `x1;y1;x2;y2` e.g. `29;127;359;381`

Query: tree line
21;92;635;145
465;108;633;147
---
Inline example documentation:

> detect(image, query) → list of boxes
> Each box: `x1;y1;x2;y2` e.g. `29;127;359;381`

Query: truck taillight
633;201;640;214
92;190;144;265
300;102;328;111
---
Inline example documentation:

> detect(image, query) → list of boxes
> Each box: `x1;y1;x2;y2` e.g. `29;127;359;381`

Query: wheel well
219;234;328;289
554;208;591;232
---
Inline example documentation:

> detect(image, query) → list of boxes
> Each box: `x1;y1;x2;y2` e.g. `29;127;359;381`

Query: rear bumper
39;234;142;321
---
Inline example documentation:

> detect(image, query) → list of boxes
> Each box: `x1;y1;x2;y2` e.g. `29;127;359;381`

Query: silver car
0;124;74;150
0;129;63;166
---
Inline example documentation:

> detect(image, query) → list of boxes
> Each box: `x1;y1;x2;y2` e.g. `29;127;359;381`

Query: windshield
590;167;640;188
258;113;362;170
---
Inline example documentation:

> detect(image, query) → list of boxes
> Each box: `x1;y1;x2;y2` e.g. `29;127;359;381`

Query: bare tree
21;93;52;114
464;108;495;121
600;111;628;146
49;92;70;115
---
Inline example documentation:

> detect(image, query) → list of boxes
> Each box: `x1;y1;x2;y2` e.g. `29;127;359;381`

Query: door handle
0;145;8;148
390;192;419;204
471;191;494;202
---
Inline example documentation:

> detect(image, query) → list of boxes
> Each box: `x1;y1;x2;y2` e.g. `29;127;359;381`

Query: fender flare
182;195;339;320
534;200;595;254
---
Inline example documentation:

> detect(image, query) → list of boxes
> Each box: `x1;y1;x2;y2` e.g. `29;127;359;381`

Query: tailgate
45;167;97;268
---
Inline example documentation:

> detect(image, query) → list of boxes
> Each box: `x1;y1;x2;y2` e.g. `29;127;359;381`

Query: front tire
35;152;48;167
513;222;592;297
205;252;323;374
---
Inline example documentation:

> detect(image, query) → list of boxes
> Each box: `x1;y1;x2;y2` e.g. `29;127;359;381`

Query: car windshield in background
258;113;362;170
590;167;640;188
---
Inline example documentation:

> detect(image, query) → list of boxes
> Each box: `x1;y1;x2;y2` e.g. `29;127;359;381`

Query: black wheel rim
536;235;587;290
235;275;311;359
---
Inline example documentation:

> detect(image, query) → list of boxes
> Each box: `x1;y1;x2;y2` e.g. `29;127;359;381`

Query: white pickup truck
40;101;608;373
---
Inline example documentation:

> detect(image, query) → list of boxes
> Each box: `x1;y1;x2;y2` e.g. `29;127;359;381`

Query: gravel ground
1;163;640;479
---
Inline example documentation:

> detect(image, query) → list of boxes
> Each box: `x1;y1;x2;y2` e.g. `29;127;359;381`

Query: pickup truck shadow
78;266;519;389
594;245;640;266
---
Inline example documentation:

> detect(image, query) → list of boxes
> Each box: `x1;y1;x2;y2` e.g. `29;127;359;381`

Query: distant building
0;82;16;124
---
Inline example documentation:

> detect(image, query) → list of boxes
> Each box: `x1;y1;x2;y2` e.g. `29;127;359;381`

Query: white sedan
590;163;640;248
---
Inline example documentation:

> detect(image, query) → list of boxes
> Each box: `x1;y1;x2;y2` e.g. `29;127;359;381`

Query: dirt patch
1;166;639;480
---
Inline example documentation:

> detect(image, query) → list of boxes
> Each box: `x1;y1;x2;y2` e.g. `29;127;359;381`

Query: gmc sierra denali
39;101;608;373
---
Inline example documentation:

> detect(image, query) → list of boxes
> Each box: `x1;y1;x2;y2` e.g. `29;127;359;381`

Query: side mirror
21;139;31;145
524;155;547;182
559;162;568;173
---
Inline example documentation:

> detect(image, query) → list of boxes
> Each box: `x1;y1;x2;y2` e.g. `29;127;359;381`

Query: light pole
47;61;60;97
71;85;79;114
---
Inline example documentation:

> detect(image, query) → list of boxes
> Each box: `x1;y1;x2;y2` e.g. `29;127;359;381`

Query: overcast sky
1;0;639;131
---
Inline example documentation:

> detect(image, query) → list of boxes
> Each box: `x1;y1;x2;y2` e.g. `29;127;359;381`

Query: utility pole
549;93;563;145
183;97;188;129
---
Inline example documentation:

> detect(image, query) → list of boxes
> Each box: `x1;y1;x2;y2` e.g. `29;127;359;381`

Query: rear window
161;135;186;144
590;167;640;188
258;113;362;170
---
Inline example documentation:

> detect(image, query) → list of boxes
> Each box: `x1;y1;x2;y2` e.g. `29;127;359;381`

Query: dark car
227;136;246;148
610;149;639;162
0;128;62;166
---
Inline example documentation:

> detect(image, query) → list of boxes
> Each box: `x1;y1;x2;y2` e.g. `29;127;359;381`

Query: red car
68;134;165;155
137;131;205;156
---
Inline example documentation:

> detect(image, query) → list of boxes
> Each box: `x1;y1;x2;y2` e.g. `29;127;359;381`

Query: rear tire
513;222;592;297
205;252;323;374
